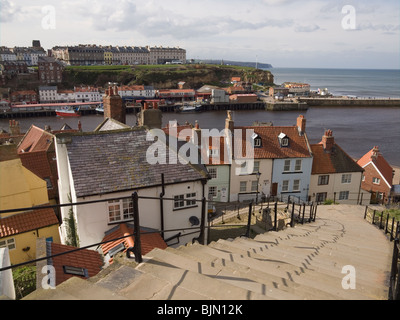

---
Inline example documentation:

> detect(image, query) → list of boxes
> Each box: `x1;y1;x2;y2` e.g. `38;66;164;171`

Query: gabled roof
101;223;167;262
17;125;54;154
358;147;393;186
311;143;363;174
0;207;59;238
47;241;103;286
234;126;312;159
61;128;209;198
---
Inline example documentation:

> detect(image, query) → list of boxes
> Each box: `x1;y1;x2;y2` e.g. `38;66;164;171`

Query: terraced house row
51;45;186;66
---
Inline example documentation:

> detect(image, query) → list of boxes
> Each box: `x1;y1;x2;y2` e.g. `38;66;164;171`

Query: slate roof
234;126;312;159
311;143;363;175
62;128;209;198
0;207;59;239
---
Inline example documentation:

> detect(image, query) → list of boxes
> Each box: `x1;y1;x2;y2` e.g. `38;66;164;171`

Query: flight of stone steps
24;205;393;300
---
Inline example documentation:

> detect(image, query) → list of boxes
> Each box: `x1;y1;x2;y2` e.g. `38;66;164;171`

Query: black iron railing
363;206;400;300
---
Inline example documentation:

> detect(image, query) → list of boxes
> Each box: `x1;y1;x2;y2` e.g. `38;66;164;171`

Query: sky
0;0;399;69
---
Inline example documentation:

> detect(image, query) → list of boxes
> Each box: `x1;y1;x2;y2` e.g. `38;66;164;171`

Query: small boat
95;104;104;114
55;106;80;117
178;104;202;113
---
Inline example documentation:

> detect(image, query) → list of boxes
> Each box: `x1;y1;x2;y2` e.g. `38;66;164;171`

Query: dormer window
279;133;289;147
252;133;262;148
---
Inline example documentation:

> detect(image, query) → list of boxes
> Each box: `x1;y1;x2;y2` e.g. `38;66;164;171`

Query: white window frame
318;175;330;186
209;186;217;198
240;181;247;192
0;238;16;251
341;174;352;184
293;180;300;191
208;167;217;179
251;181;258;192
294;160;302;172
372;177;381;185
107;198;134;223
339;191;349;200
283;160;291;172
253;161;260;174
282;180;289;192
174;193;197;210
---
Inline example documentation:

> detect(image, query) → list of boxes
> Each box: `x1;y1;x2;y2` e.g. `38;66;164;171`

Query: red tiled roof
234;126;311;159
357;147;393;186
17;125;54;153
101;224;167;261
0;207;59;238
311;143;363;174
49;242;103;286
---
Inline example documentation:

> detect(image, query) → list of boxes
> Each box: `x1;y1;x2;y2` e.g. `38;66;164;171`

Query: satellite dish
189;216;200;226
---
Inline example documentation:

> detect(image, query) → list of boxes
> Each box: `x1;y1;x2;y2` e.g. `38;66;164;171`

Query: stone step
238;234;391;272
180;242;374;300
24;276;127;300
146;247;300;300
175;243;346;300
136;255;271;300
210;239;388;298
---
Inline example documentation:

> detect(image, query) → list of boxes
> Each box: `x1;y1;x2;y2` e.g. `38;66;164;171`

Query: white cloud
0;0;398;68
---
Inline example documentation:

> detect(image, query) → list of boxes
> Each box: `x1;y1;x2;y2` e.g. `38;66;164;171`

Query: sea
1;68;400;166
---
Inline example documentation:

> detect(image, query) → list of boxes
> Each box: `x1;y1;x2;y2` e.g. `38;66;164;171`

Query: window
44;177;53;189
295;160;302;172
0;238;16;250
108;198;134;223
318;175;330;186
339;191;349;200
372;177;381;185
240;181;247;192
63;266;88;277
362;175;365;182
293;180;300;191
253;161;260;174
174;193;197;210
251;181;258;192
208;168;217;179
283;160;291;172
316;193;327;203
282;180;289;192
209;186;217;198
341;174;352;184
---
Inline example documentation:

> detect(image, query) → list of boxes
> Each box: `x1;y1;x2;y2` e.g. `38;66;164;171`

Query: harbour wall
298;97;400;107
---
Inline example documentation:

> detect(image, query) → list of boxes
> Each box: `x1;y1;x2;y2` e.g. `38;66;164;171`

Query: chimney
297;115;306;135
192;120;202;148
103;85;126;124
9;120;21;136
225;110;234;133
321;130;335;152
137;103;162;129
371;146;380;160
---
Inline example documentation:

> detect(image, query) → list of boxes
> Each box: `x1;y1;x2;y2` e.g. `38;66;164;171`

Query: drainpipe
160;173;165;240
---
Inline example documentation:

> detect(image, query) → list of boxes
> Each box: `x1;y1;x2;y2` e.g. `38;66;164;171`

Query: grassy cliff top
62;64;274;89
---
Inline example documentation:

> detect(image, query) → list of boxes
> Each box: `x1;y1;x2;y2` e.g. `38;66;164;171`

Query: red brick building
10;90;38;104
358;146;394;204
38;56;64;84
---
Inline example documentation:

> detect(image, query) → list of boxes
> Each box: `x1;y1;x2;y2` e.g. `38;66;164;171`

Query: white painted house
55;128;210;251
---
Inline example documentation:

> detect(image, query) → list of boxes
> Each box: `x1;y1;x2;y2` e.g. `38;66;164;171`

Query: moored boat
55;106;80;117
178;104;202;113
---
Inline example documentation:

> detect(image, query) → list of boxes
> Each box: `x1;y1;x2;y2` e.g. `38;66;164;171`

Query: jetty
1;97;399;119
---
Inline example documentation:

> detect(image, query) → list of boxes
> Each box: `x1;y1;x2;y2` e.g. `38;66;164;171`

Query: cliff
61;64;274;90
